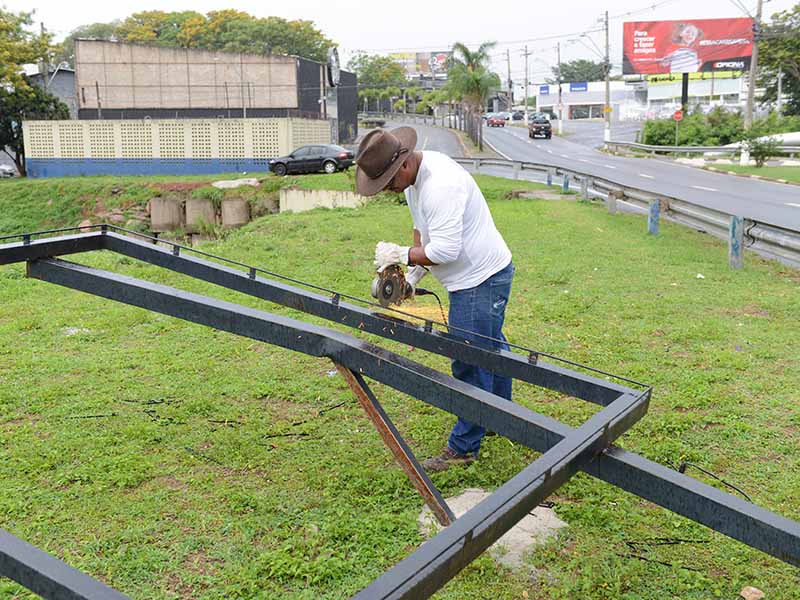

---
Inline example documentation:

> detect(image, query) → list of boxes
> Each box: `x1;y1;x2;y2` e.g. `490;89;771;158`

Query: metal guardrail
606;140;800;157
452;157;800;268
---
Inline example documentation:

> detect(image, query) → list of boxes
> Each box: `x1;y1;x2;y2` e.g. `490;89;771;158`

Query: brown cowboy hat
355;127;417;196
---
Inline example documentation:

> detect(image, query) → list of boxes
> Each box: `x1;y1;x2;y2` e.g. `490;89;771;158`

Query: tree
53;22;120;66
347;53;407;88
0;8;51;89
448;41;501;114
548;59;607;84
0;82;69;176
57;10;333;66
759;5;800;116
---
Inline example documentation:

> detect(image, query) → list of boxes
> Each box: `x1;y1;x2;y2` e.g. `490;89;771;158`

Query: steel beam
354;391;645;599
24;258;800;568
0;529;131;600
0;232;104;266
335;363;455;527
99;232;633;406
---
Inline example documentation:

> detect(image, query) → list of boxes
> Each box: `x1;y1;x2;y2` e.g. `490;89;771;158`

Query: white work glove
405;265;428;296
374;241;410;272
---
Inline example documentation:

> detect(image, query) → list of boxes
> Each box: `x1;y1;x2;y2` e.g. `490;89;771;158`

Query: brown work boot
422;446;477;473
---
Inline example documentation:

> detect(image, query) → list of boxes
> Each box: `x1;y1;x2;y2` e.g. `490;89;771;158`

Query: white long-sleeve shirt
404;151;512;292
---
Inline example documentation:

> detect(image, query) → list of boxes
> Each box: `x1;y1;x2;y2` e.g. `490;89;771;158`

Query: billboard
623;18;753;75
390;51;452;77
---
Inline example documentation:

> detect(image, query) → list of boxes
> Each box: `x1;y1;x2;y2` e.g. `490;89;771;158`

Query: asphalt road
559;119;642;148
483;123;800;231
362;122;465;157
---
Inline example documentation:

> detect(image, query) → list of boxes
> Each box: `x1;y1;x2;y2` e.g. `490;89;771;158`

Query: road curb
702;165;799;187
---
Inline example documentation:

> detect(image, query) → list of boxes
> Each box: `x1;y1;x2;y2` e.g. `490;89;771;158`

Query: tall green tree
448;41;500;113
0;8;51;89
347;54;406;87
0;82;69;176
53;22;120;66
548;59;606;84
57;10;333;66
759;5;800;116
347;53;407;112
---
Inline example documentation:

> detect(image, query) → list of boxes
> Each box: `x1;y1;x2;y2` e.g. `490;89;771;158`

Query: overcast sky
6;0;797;85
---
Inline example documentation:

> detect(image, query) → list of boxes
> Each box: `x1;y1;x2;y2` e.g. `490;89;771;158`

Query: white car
0;165;16;178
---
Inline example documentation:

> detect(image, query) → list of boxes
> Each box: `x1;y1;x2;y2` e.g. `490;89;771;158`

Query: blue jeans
447;262;514;455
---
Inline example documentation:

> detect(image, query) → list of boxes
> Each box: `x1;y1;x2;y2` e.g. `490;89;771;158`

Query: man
355;126;514;473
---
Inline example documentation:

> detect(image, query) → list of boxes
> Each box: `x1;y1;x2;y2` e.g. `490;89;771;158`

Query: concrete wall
279;188;366;213
75;40;298;110
22;117;332;177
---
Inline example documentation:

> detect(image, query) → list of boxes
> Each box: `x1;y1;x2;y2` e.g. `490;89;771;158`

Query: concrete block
149;197;183;232
185;198;217;233
418;488;567;569
221;199;251;228
279;188;366;213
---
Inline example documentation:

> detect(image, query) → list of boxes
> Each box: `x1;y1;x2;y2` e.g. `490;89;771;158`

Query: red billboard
623;18;753;75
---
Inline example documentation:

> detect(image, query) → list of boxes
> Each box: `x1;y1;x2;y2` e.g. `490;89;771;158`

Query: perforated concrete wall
23;118;331;177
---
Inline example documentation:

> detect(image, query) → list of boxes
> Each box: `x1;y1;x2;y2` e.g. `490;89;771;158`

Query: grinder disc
372;265;409;307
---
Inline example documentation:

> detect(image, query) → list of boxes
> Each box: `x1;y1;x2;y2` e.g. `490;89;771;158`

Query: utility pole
777;66;783;116
40;22;50;93
557;42;563;135
522;45;531;124
604;10;612;143
742;0;764;165
506;49;513;111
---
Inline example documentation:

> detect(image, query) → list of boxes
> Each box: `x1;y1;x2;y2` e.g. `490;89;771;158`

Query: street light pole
742;0;764;165
557;42;563;135
604;10;612;143
523;45;530;125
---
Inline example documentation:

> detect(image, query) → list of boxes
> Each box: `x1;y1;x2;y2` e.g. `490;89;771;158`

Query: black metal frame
1;228;799;600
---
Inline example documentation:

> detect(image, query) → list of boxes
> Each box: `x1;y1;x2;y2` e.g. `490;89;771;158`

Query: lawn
713;164;800;184
0;171;366;236
1;174;798;599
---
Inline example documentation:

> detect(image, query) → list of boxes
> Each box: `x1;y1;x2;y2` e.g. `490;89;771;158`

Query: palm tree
448;41;499;115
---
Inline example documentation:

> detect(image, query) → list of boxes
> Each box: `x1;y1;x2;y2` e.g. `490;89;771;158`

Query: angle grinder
370;264;433;307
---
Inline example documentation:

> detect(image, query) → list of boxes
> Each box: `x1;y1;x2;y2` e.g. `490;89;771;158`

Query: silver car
0;165;16;178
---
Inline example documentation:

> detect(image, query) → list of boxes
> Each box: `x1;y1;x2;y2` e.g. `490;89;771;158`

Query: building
28;65;78;119
535;73;746;121
73;40;357;143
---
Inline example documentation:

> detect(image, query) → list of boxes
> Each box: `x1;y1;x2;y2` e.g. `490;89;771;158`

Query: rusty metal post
334;363;455;527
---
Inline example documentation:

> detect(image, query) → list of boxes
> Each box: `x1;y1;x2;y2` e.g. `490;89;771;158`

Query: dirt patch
182;549;222;576
150;475;189;492
151;182;210;192
723;304;771;318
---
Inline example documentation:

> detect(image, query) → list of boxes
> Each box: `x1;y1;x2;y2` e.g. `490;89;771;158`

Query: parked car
512;111;525;121
0;164;15;178
528;115;552;139
269;144;354;176
486;115;506;127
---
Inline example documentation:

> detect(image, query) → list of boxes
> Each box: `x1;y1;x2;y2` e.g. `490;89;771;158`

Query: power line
349;28;604;54
609;0;683;20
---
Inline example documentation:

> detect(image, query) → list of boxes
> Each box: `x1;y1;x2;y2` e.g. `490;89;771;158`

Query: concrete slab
418;488;567;569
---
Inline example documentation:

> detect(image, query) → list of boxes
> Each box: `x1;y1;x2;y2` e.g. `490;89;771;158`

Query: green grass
0;171;371;236
1;174;799;599
713;165;800;184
